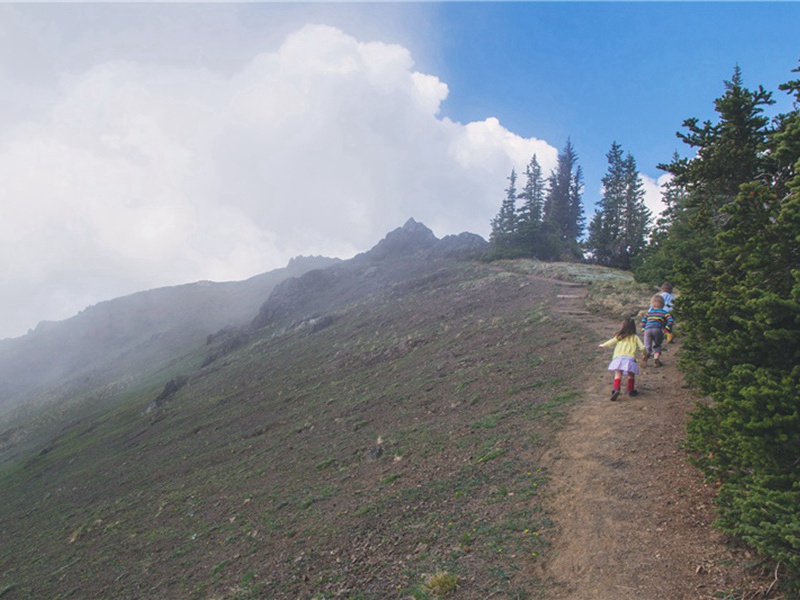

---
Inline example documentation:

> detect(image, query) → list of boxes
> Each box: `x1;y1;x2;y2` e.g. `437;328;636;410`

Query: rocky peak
363;218;438;261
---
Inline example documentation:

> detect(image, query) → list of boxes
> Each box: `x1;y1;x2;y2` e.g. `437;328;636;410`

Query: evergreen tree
633;161;687;283
517;154;547;257
650;64;800;587
587;142;627;266
620;153;651;269
518;154;546;226
586;142;650;269
636;66;774;288
659;67;774;390
489;168;521;256
568;165;586;244
543;139;584;260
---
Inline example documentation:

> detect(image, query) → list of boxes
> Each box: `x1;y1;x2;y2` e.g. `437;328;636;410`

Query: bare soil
0;262;780;599
538;283;776;599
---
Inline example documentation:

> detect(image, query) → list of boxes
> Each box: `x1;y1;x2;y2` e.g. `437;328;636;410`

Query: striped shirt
641;308;674;333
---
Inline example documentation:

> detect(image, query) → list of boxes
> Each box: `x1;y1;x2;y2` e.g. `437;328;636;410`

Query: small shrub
423;571;459;597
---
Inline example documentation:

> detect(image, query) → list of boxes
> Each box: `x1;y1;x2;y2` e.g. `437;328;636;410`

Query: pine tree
567;165;586;244
489;168;521;256
658;67;774;392
651;64;800;587
518;154;546;226
636;67;774;287
633;159;687;284
543;139;584;260
587;142;626;266
516;154;547;257
587;142;650;269
620;153;651;269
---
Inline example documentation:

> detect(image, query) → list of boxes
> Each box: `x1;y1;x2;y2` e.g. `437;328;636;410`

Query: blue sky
426;2;799;198
0;2;798;339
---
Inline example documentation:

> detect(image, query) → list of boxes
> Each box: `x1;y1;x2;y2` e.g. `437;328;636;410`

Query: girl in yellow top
598;317;646;401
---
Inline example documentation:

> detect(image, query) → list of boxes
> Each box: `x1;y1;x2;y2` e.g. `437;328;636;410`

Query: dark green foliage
543;139;585;260
516;154;553;259
632;161;686;284
488;142;585;262
586;142;651;270
635;66;774;289
489;169;522;256
651;64;800;589
518;154;546;227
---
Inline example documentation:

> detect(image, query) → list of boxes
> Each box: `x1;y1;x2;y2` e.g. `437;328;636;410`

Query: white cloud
0;23;557;339
640;172;672;220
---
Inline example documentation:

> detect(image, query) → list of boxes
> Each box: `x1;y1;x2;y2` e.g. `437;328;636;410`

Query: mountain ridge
0;219;487;452
0;256;339;418
0;242;770;599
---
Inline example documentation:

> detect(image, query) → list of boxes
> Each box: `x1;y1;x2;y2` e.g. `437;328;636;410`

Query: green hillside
0;259;637;599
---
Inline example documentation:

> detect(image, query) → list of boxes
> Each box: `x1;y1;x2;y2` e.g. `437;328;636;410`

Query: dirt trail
539;282;767;599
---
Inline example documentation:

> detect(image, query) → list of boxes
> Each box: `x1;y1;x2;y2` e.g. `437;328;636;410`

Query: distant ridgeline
0;219;486;422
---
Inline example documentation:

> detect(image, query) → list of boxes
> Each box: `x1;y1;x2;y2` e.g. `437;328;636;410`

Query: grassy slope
0;260;649;600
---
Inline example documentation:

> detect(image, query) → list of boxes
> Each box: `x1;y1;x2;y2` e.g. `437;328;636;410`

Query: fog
0;5;667;340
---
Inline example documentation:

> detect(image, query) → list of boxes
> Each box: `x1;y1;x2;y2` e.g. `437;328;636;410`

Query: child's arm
598;338;617;349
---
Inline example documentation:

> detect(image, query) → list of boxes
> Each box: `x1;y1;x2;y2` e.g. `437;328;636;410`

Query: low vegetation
0;260;611;599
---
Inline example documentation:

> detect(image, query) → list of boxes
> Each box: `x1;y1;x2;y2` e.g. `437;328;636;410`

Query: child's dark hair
616;317;637;341
661;282;673;293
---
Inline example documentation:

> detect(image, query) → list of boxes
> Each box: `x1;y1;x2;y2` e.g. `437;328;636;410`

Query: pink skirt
608;356;639;375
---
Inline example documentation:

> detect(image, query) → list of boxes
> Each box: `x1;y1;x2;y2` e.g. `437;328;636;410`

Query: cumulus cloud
640;172;672;220
0;24;557;339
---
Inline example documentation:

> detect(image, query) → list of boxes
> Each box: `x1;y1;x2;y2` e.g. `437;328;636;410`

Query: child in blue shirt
659;282;676;342
641;294;674;367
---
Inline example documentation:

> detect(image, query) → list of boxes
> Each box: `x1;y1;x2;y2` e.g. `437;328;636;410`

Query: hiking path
536;280;773;599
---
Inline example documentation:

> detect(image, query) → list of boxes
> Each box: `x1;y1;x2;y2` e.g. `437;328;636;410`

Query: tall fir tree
683;68;800;586
543;139;584;260
588;143;650;270
636;66;774;288
568;165;586;244
633;156;687;283
516;154;548;257
489;168;521;256
587;142;627;267
654;67;774;387
518;154;546;226
638;65;800;587
620;153;651;269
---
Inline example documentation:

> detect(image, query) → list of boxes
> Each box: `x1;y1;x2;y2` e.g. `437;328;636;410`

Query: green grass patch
473;448;507;464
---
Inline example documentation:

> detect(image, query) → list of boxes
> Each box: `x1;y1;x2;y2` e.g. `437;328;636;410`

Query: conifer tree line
488;139;651;270
635;64;800;590
489;139;587;262
489;63;800;590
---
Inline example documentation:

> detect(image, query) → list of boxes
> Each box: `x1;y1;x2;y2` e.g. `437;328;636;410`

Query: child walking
659;282;676;343
641;294;674;367
598;317;646;401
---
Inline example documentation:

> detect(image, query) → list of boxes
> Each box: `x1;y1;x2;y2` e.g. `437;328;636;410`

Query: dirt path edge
536;282;773;599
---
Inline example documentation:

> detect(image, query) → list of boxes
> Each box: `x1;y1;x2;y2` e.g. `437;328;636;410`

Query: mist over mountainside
0;219;486;432
0;255;339;418
3;221;760;598
249;219;488;332
2;221;595;599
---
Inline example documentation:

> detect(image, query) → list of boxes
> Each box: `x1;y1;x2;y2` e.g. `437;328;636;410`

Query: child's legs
612;369;623;388
644;329;664;357
653;330;664;358
626;373;636;392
